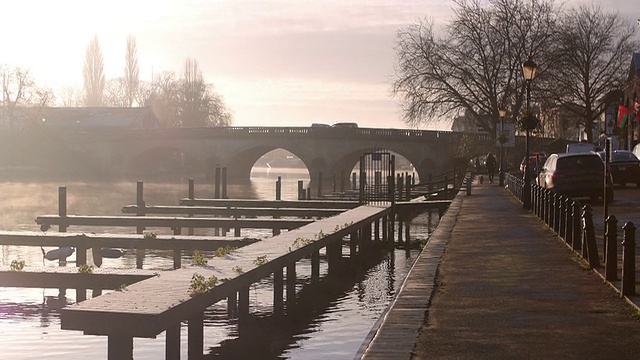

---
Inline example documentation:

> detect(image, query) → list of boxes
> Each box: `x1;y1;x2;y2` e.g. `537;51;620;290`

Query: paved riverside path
362;179;640;359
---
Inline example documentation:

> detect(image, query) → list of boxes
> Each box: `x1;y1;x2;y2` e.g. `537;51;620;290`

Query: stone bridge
61;126;467;191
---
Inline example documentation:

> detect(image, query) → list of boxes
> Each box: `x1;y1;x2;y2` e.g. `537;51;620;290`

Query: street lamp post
522;55;538;210
498;105;507;187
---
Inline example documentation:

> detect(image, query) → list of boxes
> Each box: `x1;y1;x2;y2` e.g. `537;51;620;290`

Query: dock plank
178;198;359;209
0;266;158;289
0;231;258;251
35;215;312;230
121;205;345;218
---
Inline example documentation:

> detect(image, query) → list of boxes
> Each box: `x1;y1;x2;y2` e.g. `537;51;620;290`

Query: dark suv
537;152;613;202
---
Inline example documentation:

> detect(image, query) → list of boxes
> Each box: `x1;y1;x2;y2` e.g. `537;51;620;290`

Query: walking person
486;152;497;183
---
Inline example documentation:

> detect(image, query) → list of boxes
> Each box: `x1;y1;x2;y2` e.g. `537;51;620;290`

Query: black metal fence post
581;204;600;268
621;222;636;296
604;215;618;281
572;201;582;252
564;197;572;245
558;195;566;239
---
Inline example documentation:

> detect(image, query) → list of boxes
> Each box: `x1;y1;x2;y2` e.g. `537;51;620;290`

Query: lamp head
522;55;538;81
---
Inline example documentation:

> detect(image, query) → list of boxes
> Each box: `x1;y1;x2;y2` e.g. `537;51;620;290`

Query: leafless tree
1;65;53;128
83;35;105;106
141;71;180;127
59;86;82;107
104;77;129;107
177;58;232;127
392;0;558;133
547;5;639;143
124;36;139;107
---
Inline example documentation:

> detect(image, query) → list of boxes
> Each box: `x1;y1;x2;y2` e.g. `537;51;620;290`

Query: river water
0;167;439;359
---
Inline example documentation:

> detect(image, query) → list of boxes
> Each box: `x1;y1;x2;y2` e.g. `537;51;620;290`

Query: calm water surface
0;167;439;359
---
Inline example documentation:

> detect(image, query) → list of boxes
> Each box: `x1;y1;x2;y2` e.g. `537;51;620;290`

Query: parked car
596;150;640;187
566;142;596;153
537;152;613;202
520;152;548;179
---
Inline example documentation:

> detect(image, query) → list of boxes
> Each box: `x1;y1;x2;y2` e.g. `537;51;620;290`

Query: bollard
581;205;600;268
621;222;636;296
466;178;472;195
564;197;572;245
572;201;582;252
604;215;618;281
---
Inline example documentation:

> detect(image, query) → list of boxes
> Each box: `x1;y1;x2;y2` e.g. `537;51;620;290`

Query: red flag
618;104;630;128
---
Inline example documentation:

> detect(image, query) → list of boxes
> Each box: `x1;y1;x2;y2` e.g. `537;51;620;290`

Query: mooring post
622;222;636;296
306;187;311;201
317;172;323;198
172;227;182;269
405;174;412;200
222;167;228;199
352;172;357;190
188;178;195;235
276;176;282;200
165;324;181;360
214;166;221;199
604;215;618;281
298;180;304;200
340;168;345;193
135;181;145;269
187;313;204;360
581;205;600;268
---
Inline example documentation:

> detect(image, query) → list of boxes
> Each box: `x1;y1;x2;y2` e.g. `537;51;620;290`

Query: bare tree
392;0;558;133
83;35;105;106
1;65;53;128
141;71;180;127
547;5;639;143
104;77;129;107
59;86;82;107
177;58;232;127
124;36;139;107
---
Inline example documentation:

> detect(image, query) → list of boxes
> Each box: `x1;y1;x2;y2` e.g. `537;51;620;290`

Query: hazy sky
2;0;639;129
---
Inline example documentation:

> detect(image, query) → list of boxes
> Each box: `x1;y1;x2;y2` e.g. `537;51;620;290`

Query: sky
1;0;639;130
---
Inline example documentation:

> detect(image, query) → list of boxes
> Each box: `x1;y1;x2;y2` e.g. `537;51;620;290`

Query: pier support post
274;268;284;315
239;286;250;319
187;313;204;360
327;240;341;274
382;215;388;241
227;291;238;317
276;176;282;200
311;250;320;283
298;180;304;200
286;263;296;310
108;334;133;360
166;324;181;360
374;219;380;240
350;231;358;257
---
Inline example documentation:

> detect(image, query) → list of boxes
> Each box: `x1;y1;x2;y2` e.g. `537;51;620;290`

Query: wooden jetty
121;204;345;218
0;230;258;269
178;198;360;209
60;205;394;360
35;214;312;232
0;266;158;289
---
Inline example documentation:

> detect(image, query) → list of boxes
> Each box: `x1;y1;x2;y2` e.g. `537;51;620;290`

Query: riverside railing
504;172;636;297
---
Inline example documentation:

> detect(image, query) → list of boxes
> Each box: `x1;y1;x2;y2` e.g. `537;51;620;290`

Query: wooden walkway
35;214;312;232
0;266;158;289
0;230;257;251
121;204;345;218
60;205;392;359
178;198;359;209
